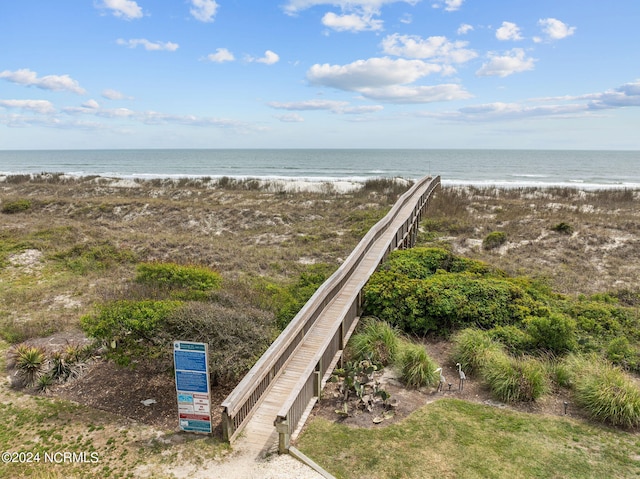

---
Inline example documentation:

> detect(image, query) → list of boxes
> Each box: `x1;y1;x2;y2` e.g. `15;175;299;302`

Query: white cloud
102;89;131;100
117;39;179;51
432;0;464;12
82;99;101;109
275;113;305;122
190;0;219;22
0;99;56;114
307;57;444;91
341;105;384;114
587;80;640;109
454;102;586;121
306;57;471;103
100;0;143;20
426;80;640;123
322;12;383;32
0;69;86;95
269;99;350;111
381;34;477;64
253;50;280;65
283;0;419;15
269;99;384;114
476;49;535;77
538;18;576;41
496;21;523;41
443;0;463;11
457;23;473;35
284;0;418;33
358;84;472;103
61;103;261;131
400;13;413;24
206;48;235;63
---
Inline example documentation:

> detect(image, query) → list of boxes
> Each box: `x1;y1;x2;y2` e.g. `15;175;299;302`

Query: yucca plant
398;342;438;388
7;343;31;369
49;351;72;381
36;373;54;393
15;346;46;387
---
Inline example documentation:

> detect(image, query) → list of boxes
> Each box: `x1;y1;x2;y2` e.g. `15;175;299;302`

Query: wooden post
275;418;290;454
221;409;232;442
314;361;322;397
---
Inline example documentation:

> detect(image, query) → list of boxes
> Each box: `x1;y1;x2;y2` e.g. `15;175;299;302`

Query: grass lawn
297;399;640;479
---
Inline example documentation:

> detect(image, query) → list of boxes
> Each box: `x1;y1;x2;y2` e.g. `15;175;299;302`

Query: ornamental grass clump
571;357;640;428
451;328;504;376
482;352;549;403
397;342;439;388
350;318;401;367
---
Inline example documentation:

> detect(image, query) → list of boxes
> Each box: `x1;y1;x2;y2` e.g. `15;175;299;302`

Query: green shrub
572;358;640;427
380;247;494;279
569;300;630;339
80;300;182;366
551;222;573;234
397;342;438;388
364;270;532;335
451;328;504;376
482;231;507;250
488;325;532;354
135;262;222;292
349;318;400;367
482;352;549;403
1;199;32;214
524;313;577;354
55;242;136;273
605;337;639;372
164;302;276;385
258;264;335;329
381;247;454;279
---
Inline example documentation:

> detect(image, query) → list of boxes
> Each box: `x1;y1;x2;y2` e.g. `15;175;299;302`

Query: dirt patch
50;358;233;436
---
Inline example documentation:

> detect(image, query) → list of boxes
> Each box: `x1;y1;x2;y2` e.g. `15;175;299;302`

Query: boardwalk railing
221;175;441;443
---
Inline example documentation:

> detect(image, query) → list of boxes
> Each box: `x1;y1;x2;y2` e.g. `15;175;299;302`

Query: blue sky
1;0;639;149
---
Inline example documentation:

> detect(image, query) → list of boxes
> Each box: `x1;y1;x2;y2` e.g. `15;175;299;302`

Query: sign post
174;341;212;434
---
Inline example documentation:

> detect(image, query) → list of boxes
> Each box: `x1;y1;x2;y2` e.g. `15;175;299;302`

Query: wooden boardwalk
222;176;441;457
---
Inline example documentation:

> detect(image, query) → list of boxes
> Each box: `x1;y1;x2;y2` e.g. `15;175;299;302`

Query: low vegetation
298;399;640;479
361;247;640;425
482;230;507;250
2;177;640;477
396;342;439;389
1;199;32;214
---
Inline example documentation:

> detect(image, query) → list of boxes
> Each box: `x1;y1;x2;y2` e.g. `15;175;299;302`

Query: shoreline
2;172;640;191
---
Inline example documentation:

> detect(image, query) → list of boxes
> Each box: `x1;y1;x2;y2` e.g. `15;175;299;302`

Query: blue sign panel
174;350;207;372
175;370;209;393
174;341;211;434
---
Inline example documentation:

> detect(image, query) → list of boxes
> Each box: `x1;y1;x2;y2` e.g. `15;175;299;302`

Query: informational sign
174;341;212;434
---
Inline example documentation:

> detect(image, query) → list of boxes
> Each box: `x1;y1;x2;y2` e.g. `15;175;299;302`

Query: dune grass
297;399;640;479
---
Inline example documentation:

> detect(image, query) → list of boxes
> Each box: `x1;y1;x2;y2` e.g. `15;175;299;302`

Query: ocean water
1;149;639;189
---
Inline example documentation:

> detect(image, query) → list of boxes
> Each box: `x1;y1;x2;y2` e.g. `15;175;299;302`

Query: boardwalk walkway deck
222;175;441;459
